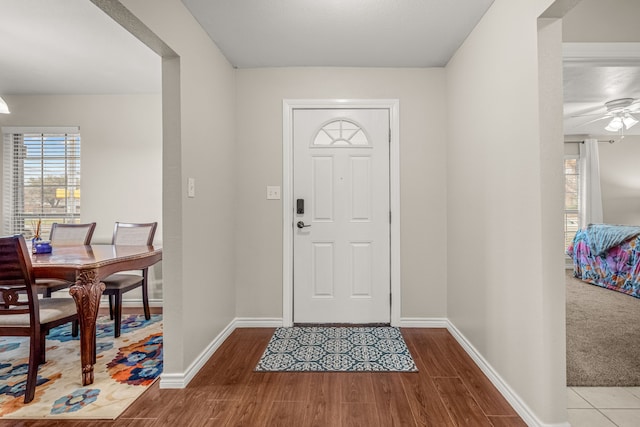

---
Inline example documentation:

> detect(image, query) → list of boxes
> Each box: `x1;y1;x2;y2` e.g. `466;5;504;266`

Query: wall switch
187;178;195;198
266;186;281;200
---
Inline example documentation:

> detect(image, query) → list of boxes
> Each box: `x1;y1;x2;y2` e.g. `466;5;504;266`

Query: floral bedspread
567;225;640;298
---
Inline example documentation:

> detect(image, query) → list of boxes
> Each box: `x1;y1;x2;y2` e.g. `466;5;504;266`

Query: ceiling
563;43;640;137
0;0;494;96
1;0;639;137
180;0;494;68
0;0;160;95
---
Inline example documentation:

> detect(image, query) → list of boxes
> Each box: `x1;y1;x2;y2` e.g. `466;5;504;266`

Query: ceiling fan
573;98;640;133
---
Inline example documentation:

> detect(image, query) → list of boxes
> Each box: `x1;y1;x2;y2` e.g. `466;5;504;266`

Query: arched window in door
313;119;370;146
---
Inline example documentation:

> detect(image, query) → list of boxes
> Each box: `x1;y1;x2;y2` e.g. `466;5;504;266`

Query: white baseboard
157;372;186;389
158;317;281;389
49;292;164;308
445;320;570;427
159;318;236;389
99;298;163;309
398;317;448;328
157;315;569;426
234;317;284;327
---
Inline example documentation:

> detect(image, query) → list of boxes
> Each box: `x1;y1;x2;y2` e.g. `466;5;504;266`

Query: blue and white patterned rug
255;326;418;372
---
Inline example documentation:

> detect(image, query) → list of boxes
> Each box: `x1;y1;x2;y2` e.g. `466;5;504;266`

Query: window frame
2;127;82;239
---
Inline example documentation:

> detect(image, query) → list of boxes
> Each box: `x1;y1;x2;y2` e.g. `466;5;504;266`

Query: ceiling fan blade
570;112;606;118
575;116;612;126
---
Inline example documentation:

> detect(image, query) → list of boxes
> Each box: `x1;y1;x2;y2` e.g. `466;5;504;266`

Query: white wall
563;0;640;42
120;0;237;377
598;136;640;225
234;67;448;320
564;137;640;226
446;0;565;424
0;94;162;241
0;94;164;300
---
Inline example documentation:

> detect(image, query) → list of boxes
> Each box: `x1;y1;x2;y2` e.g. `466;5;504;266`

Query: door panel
293;108;390;324
312;156;334;221
312;242;334;297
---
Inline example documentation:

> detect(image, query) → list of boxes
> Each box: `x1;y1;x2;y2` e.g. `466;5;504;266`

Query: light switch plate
187;178;195;198
266;186;281;200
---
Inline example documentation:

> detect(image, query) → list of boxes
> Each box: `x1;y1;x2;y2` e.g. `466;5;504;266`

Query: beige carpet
566;271;640;386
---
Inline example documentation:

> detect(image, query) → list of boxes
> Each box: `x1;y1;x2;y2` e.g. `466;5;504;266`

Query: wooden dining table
30;244;162;386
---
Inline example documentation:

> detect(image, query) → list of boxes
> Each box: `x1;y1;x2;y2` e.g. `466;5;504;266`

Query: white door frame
282;99;401;327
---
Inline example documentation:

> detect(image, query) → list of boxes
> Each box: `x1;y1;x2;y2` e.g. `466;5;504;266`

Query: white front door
293;108;390;324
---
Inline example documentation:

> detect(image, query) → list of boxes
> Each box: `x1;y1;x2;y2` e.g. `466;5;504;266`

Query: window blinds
2;128;81;238
564;156;580;251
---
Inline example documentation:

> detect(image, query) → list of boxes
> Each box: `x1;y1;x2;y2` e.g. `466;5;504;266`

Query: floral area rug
255;326;418;372
0;314;162;419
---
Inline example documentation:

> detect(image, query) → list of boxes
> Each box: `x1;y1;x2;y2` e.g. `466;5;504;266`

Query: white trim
53;297;165;309
398;317;449;328
389;102;401;327
563;42;640;65
445;320;570;427
156;372;186;389
234;317;284;328
159;317;281;389
99;298;164;308
282;99;401;327
159;318;236;389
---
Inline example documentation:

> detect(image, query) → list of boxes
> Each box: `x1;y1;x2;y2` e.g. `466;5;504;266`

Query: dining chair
37;222;97;298
102;222;157;337
49;222;96;246
0;234;79;403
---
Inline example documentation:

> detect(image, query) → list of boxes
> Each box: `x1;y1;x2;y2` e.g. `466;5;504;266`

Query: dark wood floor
0;327;526;426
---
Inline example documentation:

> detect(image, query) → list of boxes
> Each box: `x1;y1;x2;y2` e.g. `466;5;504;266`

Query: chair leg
142;277;151;321
45;288;52;298
108;295;114;320
72;320;79;337
114;292;123;338
25;332;41;403
39;330;47;365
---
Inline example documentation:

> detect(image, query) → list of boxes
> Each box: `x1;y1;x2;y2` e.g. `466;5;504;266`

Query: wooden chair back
49;222;96;245
0;235;39;333
0;234;79;403
111;222;157;246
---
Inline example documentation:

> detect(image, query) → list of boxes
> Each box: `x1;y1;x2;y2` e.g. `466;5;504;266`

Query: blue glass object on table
32;238;52;254
30;219;51;254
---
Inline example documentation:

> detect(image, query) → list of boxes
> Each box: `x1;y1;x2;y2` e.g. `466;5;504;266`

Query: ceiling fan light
0;96;10;114
622;113;639;130
605;116;624;132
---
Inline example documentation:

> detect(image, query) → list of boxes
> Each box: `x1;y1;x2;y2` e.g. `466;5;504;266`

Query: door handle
297;221;311;229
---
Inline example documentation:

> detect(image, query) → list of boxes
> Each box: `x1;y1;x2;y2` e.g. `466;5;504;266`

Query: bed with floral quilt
567;224;640;298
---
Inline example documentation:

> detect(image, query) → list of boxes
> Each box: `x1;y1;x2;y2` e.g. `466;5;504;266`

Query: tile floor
568;387;640;426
